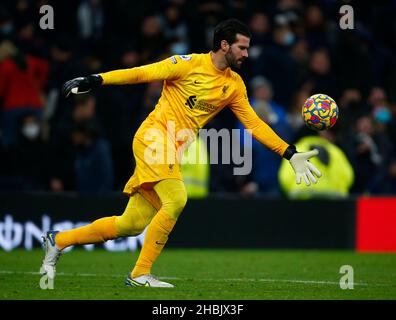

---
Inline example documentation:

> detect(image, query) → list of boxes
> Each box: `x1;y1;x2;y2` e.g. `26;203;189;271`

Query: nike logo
155;241;166;245
48;232;56;246
127;278;150;287
194;80;201;84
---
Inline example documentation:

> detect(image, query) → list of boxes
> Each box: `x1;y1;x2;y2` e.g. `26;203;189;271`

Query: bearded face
224;34;250;69
225;48;243;69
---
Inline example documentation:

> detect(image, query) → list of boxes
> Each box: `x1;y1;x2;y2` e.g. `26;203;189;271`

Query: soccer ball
302;94;339;131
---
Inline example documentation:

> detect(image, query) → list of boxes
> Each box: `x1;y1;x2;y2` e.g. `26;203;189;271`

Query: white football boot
40;231;62;279
125;274;174;288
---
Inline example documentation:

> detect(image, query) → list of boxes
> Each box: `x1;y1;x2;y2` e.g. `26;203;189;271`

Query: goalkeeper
41;19;321;288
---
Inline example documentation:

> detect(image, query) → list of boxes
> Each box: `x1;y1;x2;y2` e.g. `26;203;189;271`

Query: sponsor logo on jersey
185;96;216;112
185;95;197;108
195;100;216;112
179;55;192;61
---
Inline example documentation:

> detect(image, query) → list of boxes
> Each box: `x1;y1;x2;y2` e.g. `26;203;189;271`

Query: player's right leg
126;179;187;288
40;192;156;280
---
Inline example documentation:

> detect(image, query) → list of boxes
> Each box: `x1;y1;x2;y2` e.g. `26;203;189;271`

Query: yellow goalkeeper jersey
99;52;290;195
100;53;288;154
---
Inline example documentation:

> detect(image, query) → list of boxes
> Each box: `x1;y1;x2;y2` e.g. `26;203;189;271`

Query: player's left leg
41;192;157;279
40;216;118;279
51;192;156;250
126;178;187;288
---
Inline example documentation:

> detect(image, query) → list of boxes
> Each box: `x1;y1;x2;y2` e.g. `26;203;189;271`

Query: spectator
77;0;105;43
52;94;103;144
303;5;329;50
48;94;104;192
287;88;310;137
94;49;144;189
369;88;394;194
7;114;51;191
160;3;189;55
243;11;271;77
0;40;49;148
303;47;339;99
238;76;293;197
252;19;298;107
188;0;226;52
290;37;310;87
0;1;395;195
279;131;354;199
46;35;87;126
367;86;389;112
15;18;48;58
344;115;392;194
71;120;114;193
138;15;167;63
333;29;373;95
336;88;367;140
0;4;14;41
249;12;271;49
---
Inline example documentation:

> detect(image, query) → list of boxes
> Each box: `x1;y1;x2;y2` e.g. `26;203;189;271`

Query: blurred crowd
0;0;395;196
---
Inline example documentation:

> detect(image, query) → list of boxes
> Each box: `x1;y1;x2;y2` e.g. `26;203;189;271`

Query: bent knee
115;215;148;237
162;190;188;219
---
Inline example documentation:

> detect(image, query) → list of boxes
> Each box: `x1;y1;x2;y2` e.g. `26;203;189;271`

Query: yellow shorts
123;135;183;199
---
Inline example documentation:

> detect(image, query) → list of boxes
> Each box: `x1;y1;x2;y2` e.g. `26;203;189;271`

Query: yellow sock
55;216;117;250
131;211;176;278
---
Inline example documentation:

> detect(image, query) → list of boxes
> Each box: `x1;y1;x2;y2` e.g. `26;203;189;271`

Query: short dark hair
212;19;252;52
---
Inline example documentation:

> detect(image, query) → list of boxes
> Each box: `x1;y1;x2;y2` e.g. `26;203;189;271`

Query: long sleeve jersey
99;53;289;157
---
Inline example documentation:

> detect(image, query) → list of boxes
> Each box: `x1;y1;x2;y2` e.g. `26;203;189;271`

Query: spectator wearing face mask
0;40;49;148
251;18;298;107
5;114;51;191
368;87;395;194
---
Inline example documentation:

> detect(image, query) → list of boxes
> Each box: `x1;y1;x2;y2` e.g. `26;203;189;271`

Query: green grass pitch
0;248;395;300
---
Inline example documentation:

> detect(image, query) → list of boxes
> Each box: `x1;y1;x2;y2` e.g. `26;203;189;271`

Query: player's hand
62;74;103;98
289;149;322;186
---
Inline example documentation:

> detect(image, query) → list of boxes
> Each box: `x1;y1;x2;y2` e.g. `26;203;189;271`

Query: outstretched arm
229;82;321;186
62;55;189;97
99;56;187;85
229;98;290;157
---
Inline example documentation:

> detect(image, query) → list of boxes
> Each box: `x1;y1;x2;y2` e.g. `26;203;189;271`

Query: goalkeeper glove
283;145;322;186
62;74;103;98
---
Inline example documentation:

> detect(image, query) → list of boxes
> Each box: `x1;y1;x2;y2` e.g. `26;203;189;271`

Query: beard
225;49;245;70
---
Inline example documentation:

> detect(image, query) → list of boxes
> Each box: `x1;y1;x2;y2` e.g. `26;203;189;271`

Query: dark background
0;0;395;196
